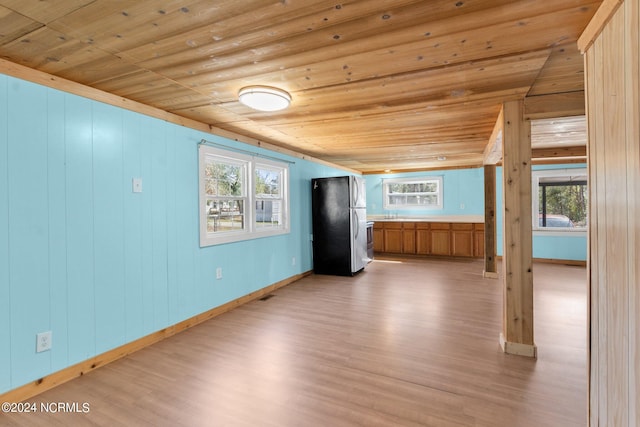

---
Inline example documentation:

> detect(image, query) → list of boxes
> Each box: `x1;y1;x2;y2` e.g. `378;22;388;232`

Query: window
254;160;286;230
199;145;289;246
383;176;443;210
532;169;587;231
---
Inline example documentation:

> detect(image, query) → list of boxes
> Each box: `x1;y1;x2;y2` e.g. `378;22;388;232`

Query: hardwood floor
1;257;587;426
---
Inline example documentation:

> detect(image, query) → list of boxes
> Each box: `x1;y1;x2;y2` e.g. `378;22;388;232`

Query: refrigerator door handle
353;179;359;207
354;210;360;239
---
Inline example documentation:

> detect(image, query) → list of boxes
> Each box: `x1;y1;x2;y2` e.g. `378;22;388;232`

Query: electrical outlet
36;331;52;353
291;257;296;266
216;267;223;280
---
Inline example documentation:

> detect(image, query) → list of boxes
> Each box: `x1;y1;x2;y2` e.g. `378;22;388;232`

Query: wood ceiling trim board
577;0;624;52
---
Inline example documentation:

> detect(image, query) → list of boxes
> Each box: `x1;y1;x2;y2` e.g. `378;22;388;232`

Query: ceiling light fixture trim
238;86;291;111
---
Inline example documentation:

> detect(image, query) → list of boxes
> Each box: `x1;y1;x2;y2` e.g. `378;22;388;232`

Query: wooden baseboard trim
495;256;586;267
0;271;311;403
499;333;538;358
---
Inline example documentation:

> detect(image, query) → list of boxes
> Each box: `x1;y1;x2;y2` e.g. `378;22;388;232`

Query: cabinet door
383;223;403;253
451;223;473;257
402;224;416;254
473;224;485;258
430;223;450;255
373;226;384;252
416;226;430;254
452;231;473;256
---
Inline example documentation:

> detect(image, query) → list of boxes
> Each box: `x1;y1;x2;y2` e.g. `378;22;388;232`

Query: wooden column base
500;333;537;358
483;270;498;279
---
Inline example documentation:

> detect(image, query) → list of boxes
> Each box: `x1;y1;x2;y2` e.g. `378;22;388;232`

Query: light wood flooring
1;256;587;427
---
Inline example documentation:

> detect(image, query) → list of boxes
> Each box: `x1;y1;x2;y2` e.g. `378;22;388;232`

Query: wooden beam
524;91;586;120
532;145;587;158
483;107;503;165
483;165;498;278
500;99;536;358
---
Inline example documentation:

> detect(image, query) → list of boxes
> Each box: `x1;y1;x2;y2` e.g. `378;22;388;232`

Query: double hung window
199;145;289;246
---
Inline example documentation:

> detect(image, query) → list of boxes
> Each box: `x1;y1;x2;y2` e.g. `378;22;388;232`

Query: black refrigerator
311;176;368;276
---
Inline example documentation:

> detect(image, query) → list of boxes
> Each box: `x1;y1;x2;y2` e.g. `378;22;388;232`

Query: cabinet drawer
451;223;473;231
402;222;416;229
430;222;450;230
383;222;402;229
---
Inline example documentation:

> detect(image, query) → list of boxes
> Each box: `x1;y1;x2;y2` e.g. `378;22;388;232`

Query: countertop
367;215;484;223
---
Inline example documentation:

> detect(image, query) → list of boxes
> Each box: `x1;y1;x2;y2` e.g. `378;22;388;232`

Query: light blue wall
495;165;587;261
365;168;485;216
0;74;345;394
365;165;587;261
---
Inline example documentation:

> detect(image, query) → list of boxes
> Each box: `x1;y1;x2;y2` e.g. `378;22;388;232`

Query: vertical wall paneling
165;125;179;325
173;127;198;321
93;102;126;355
64;95;96;365
150;122;169;331
500;99;536;357
582;0;640;424
46;89;69;372
8;80;52;385
603;10;628;425
139;115;155;336
122;109;145;342
0;75;10;388
624;2;639;425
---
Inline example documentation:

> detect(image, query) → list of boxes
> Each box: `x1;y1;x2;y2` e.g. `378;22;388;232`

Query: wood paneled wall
580;0;639;425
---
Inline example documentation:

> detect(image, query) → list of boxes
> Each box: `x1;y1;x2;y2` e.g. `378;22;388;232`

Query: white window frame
532;168;587;235
199;145;289;247
382;176;443;210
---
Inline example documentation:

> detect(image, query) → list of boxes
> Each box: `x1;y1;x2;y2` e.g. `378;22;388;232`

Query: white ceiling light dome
238;86;291;112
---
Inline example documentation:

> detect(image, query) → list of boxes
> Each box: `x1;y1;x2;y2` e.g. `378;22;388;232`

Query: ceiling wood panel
0;0;601;172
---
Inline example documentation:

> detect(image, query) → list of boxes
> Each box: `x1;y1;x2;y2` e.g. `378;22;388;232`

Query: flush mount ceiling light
238;86;291;112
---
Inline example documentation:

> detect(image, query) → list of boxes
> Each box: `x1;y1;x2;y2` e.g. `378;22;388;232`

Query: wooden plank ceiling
0;0;598;173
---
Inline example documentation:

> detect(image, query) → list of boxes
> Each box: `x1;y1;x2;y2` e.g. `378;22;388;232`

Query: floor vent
259;294;275;301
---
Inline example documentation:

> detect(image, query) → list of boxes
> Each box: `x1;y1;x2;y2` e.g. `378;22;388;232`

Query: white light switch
132;178;143;193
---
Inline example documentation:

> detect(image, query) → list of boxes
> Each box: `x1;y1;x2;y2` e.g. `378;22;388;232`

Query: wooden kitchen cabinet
416;222;430;254
373;222;384;252
430;222;451;256
373;220;484;258
383;222;403;253
402;222;416;254
451;223;474;257
473;223;485;258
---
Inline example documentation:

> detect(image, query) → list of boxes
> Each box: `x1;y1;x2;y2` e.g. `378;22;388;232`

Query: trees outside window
533;169;587;230
199;145;289;246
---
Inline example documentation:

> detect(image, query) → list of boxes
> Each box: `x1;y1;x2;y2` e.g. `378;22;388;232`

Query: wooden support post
483;165;498;278
500;100;536;358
